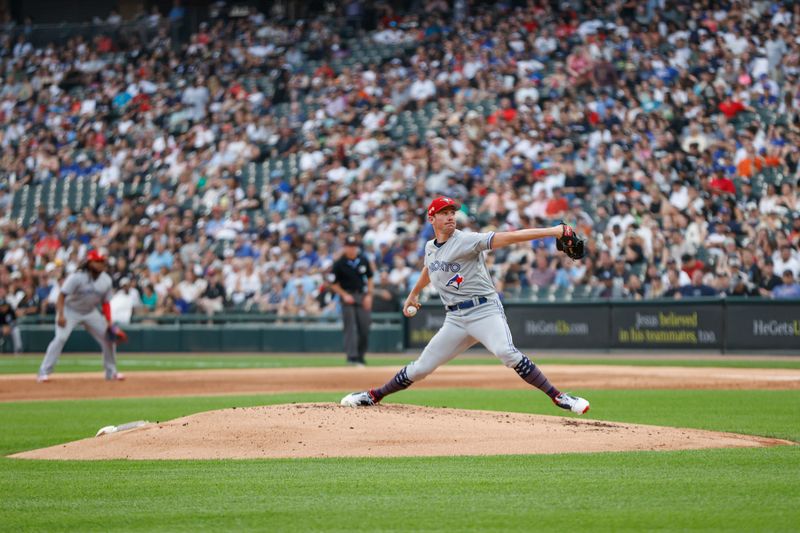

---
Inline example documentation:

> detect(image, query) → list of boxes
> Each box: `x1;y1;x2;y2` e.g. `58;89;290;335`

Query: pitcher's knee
405;360;437;382
495;347;523;368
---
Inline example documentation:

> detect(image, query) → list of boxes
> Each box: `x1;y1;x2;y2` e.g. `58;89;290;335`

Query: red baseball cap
86;249;106;262
427;196;460;217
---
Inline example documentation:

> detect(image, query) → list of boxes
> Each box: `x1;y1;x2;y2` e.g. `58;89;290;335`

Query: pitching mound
11;403;792;460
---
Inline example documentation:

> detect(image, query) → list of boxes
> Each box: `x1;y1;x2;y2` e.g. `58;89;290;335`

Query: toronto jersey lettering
60;271;113;314
424;229;496;307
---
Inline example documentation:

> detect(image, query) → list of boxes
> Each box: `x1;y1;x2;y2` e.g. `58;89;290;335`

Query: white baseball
405;305;418;317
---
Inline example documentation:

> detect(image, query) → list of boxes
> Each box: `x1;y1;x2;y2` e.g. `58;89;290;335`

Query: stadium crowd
1;0;800;329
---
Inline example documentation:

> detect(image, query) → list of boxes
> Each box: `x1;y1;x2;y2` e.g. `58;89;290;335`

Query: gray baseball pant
39;307;118;379
405;298;523;381
371;298;559;402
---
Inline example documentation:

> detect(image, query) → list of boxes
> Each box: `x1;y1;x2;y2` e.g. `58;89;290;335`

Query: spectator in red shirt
196;24;211;45
681;254;705;280
555;18;578;40
132;93;152;112
314;64;334;79
718;96;754;119
487;98;517;125
545;187;569;218
34;231;61;257
95;35;113;53
709;174;736;195
378;5;402;29
522;18;537;33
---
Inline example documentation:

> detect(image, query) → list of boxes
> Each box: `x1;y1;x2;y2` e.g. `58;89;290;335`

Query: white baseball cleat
553;392;590;415
106;373;126;381
340;391;377;407
36;374;51;383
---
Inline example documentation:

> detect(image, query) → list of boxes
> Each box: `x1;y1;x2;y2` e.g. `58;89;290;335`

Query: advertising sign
406;302;610;350
611;303;723;349
504;304;610;349
725;302;800;350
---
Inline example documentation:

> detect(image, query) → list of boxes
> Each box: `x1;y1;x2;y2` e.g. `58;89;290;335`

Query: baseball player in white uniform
341;196;590;414
37;249;125;382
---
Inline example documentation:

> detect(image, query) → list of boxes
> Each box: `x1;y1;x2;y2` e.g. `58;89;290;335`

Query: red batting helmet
427;196;460;217
86;249;107;262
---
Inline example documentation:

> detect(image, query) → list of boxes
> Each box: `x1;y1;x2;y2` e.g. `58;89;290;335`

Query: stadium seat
571;285;592;300
535;286;550;301
551;285;573;301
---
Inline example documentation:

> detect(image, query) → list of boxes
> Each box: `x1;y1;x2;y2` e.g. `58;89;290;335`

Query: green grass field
1;355;798;531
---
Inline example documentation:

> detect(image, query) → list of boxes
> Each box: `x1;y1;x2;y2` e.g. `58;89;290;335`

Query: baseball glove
556;224;585;260
106;324;128;344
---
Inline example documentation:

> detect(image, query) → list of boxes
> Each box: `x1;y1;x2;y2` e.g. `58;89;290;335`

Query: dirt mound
3;365;800;403
11;403;793;460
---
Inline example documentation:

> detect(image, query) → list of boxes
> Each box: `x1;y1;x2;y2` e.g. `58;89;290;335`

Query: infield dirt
2;364;800;402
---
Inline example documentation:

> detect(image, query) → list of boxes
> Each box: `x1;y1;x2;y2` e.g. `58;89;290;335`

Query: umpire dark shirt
332;254;373;294
0;308;16;325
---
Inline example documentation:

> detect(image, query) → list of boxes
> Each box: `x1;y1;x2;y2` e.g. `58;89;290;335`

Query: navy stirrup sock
371;366;413;402
514;356;560;398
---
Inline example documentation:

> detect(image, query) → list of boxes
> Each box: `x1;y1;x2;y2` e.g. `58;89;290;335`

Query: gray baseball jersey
60;271;113;314
405;228;525;383
424;229;496;307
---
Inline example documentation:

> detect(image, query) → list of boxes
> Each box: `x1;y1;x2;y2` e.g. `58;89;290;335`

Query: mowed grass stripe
2;353;800;374
1;448;798;532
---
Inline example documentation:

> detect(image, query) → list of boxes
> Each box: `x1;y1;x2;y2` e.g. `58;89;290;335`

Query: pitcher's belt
446;296;489;312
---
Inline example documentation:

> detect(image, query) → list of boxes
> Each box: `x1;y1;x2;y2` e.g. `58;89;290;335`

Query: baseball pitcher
37;249;127;382
341;196;590;414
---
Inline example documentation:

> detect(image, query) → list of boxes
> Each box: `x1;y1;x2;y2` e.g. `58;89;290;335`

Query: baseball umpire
341;196;590;414
37;249;127;382
331;235;374;366
0;298;22;354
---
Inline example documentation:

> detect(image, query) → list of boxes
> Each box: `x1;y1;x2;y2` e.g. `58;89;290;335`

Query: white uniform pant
39;308;118;379
406;298;524;382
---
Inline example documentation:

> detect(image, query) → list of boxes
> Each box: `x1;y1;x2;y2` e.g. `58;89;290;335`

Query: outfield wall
20;319;405;354
16;299;800;353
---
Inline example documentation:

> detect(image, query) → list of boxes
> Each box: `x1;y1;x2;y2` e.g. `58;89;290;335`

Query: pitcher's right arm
402;266;430;317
